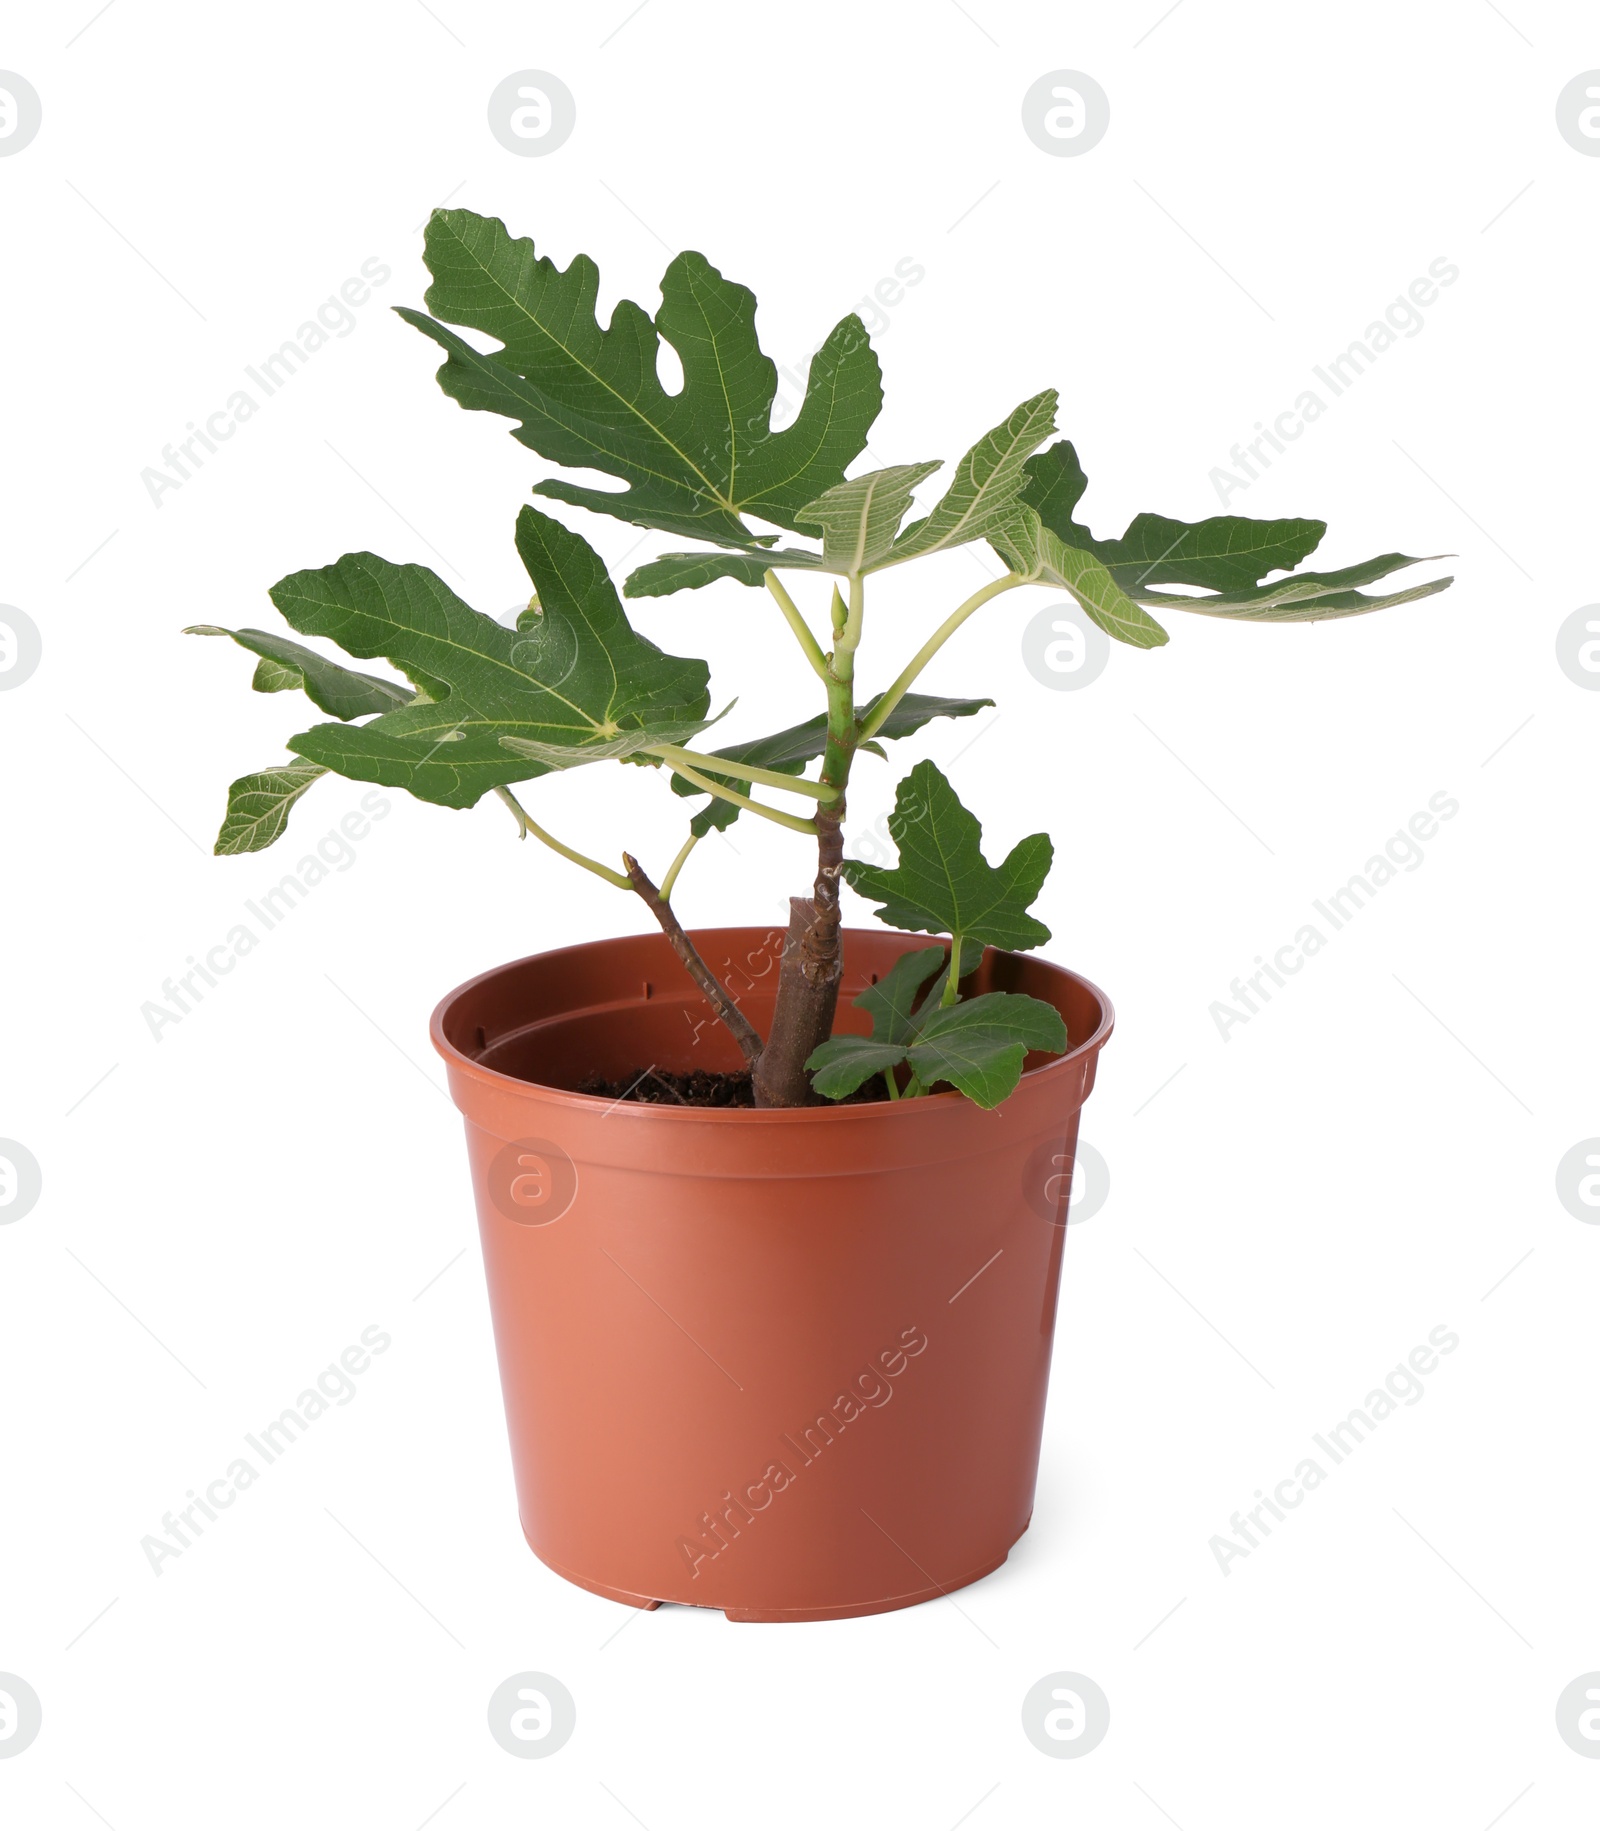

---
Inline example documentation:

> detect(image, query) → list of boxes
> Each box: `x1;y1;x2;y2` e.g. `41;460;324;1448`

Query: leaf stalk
644;743;840;802
659;831;699;902
495;786;632;889
666;761;820;835
764;571;830;680
857;573;1023;744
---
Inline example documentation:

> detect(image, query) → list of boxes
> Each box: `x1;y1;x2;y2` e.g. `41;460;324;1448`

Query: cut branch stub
751;895;844;1107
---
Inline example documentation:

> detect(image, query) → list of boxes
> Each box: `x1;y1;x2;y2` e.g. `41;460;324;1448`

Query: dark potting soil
576;1067;891;1107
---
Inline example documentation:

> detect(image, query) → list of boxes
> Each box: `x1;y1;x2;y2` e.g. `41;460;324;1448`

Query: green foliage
1018;438;1452;632
855;946;950;1047
1137;553;1454;620
991;507;1170;648
903;994;1069;1107
882;391;1059;565
806;944;1068;1109
808;768;1063;1106
625;550;799;597
796;462;942;572
190;205;1455;1108
397;209;882;547
842;761;1052;952
1022;439;1326;591
621;391;1061;594
185;626;409;854
803;1031;912;1099
186;625;411;718
213;762;329;856
271;507;711;809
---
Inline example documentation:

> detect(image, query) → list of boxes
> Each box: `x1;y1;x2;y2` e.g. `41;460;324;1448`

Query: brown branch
751;803;847;1108
623;853;764;1067
807;801;846;972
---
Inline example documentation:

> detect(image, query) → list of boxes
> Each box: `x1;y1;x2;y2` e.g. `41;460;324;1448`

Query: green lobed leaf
186;625;412;719
1021;440;1327;591
795;461;942;573
1019;439;1452;621
905;992;1068;1108
856;946;947;1046
991;507;1170;649
843;760;1053;950
397;209;883;547
885;391;1059;565
805;951;1066;1106
1017;437;1092;542
213;761;328;855
274;507;711;809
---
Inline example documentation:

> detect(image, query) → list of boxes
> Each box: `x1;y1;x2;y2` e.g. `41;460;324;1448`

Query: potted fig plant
190;210;1452;1620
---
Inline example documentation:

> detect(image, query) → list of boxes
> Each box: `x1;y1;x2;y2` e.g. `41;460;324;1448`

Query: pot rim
430;927;1115;1124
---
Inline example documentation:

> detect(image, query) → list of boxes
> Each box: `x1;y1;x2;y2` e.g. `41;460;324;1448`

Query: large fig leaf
1022;440;1326;591
396;209;882;547
626;394;1058;594
274;507;711;809
1020;438;1451;620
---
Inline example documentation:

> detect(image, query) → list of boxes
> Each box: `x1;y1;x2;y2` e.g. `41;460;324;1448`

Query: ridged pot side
432;928;1113;1622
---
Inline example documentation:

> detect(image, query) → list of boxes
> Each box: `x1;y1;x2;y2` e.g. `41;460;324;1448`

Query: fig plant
191;209;1452;1109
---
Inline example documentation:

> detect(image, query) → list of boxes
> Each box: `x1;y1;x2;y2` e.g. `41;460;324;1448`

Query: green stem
645;743;840;802
668;760;819;835
820;581;861;796
495;786;632;890
659;830;699;901
857;573;1024;743
843;573;864;648
749;580;860;1108
940;934;964;1007
765;570;829;680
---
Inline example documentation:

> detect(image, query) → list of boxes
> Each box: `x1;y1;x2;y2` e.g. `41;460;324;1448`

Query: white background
2;1;1597;1824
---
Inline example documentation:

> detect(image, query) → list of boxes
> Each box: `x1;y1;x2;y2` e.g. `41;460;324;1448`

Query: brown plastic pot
431;926;1112;1622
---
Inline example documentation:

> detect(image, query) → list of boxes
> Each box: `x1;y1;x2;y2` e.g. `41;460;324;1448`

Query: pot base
528;1522;1027;1622
438;930;1112;1623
